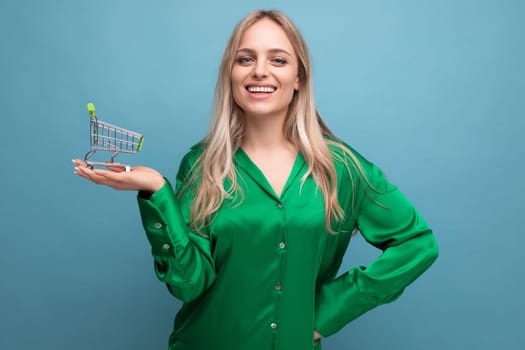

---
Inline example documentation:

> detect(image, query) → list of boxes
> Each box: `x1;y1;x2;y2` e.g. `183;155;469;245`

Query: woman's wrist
145;175;166;193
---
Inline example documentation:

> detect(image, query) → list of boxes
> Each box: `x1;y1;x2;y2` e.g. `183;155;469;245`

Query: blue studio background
1;0;523;349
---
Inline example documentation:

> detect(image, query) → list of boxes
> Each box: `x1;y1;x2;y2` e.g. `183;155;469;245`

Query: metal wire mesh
90;119;143;154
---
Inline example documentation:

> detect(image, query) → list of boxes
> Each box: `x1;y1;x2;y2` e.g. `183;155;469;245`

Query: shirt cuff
137;178;190;258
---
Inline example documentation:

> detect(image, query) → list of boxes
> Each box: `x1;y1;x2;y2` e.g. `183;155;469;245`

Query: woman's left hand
72;159;165;192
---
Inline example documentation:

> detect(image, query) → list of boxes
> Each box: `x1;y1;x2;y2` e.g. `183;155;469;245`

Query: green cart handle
87;102;96;117
137;136;144;152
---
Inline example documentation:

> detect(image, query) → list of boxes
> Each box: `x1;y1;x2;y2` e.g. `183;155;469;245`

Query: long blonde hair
184;10;369;234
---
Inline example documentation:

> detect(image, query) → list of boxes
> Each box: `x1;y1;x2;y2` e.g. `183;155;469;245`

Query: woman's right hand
73;159;166;193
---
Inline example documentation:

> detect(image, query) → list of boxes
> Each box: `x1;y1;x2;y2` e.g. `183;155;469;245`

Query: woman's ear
294;76;300;91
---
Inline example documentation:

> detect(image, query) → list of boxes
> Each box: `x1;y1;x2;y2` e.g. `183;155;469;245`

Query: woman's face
231;18;300;120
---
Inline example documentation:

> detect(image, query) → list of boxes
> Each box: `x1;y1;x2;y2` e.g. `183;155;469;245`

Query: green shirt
137;142;439;350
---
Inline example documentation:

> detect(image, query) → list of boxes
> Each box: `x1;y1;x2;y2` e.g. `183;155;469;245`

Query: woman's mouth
246;85;277;93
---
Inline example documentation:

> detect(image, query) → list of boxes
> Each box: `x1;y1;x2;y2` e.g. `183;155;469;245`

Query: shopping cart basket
83;102;144;171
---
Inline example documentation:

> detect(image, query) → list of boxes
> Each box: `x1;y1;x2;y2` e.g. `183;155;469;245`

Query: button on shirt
137;141;439;350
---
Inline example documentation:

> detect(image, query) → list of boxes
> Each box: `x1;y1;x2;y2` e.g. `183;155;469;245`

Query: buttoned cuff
137;178;190;258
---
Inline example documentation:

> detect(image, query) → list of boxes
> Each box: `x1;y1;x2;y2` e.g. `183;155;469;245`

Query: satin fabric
137;141;439;350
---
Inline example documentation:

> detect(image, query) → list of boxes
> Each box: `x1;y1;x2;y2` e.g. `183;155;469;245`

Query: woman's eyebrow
236;48;292;57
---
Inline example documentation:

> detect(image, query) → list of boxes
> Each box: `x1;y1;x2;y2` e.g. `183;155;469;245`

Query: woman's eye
272;57;288;65
237;56;254;64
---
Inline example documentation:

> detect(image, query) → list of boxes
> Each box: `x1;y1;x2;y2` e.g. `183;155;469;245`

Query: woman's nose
253;60;268;78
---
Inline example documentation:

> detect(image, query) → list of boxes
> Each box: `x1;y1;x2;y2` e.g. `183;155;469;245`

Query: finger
90;169;122;184
73;163;132;191
75;165;115;186
74;164;100;181
91;168;134;189
74;166;98;183
72;159;88;167
92;167;126;179
74;164;93;176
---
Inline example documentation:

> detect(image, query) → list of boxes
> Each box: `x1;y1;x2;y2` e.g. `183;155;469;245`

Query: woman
73;10;439;350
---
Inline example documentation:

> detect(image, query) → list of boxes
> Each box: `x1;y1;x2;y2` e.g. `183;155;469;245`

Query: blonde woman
73;10;439;350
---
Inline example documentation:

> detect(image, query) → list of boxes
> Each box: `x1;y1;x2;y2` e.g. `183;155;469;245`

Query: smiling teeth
248;86;276;93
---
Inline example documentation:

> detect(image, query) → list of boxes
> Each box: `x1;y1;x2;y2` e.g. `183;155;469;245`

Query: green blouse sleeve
314;158;439;337
137;153;216;302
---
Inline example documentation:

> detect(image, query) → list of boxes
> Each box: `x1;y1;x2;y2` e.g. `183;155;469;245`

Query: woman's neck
241;112;292;152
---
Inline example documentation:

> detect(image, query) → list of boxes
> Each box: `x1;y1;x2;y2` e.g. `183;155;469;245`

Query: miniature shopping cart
83;102;144;172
